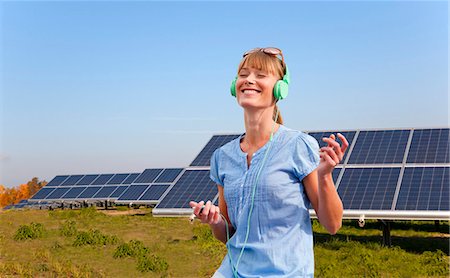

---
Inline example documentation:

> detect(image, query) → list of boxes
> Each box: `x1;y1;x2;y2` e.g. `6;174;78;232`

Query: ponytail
273;105;283;124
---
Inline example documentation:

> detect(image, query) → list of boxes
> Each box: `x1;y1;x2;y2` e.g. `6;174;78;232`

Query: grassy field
0;207;448;277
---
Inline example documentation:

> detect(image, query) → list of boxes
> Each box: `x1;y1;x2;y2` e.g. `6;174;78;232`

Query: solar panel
307;131;356;163
30;187;56;200
61;175;84;186
122;173;140;184
45;188;71;199
62;187;87;199
337;167;401;210
190;135;240;167
348;130;410;164
396;167;449;210
91;174;114;185
134;169;163;183
107;174;130;185
93;186;119;198
139;184;171;201
109;186;129;198
117;185;151;200
407;129;450;164
76;174;99;185
47;175;69;186
156;170;217;209
77;186;102;199
154;168;183;183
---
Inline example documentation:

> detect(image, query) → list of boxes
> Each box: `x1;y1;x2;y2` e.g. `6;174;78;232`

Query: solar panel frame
406;129;450;164
109;186;130;198
396;167;449;210
156;170;217;209
307;131;357;163
337;167;401;210
347;130;410;164
122;173;140;184
190;134;241;167
77;186;102;199
61;187;87;199
93;186;119;199
45;188;71;200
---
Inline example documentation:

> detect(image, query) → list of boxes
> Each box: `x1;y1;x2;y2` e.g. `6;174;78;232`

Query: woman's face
235;66;279;109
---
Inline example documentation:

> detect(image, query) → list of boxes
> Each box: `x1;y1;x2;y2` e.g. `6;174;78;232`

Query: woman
190;47;348;277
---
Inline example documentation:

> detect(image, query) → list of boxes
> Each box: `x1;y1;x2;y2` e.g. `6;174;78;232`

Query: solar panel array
26;127;449;220
153;127;449;217
29;168;183;205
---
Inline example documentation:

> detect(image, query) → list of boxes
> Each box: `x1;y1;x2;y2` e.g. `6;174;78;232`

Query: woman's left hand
317;133;349;177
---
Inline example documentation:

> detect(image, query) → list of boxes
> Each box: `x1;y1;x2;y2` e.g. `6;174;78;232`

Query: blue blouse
210;125;320;278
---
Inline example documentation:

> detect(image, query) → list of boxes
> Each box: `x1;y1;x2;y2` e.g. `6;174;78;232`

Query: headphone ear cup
230;77;237;97
273;80;289;100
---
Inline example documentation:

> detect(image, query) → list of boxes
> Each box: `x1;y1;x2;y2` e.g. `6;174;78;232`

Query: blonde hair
237;50;285;124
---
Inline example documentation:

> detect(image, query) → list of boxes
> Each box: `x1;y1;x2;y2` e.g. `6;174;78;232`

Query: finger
337;133;349;153
189;201;198;209
201;200;212;221
193;201;204;216
321;149;338;166
213;206;221;224
330;133;336;141
320;147;340;165
322;138;343;159
208;205;216;224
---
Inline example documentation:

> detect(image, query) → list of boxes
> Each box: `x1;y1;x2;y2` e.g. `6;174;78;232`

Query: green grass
0;208;448;277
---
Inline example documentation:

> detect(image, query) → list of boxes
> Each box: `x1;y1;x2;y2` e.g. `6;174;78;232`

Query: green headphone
230;66;290;100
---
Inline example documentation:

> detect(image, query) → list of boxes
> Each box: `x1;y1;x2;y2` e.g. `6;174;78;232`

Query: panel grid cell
109;186;130;198
337;168;400;210
122;173;140;184
30;187;56;200
134;169;163;183
118;185;151;200
91;174;114;185
396;167;449;210
45;188;71;199
77;187;102;199
107;174;130;185
348;130;410;164
62;187;87;199
156;170;217;209
190;135;241;167
307;131;356;163
407;129;450;164
47;176;70;186
154;169;183;183
139;184;171;201
93;186;119;198
76;175;100;185
61;175;84;186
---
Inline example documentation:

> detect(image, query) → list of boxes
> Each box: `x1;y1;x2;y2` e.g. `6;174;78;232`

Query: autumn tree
0;177;47;207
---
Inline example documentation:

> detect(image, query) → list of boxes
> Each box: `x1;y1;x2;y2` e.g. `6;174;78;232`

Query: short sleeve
293;133;320;181
210;149;224;186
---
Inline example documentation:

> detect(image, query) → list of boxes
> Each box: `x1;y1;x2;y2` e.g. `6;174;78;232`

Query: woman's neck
242;107;279;148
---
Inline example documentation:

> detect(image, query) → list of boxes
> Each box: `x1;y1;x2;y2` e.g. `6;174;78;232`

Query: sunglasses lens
243;48;261;57
262;47;282;55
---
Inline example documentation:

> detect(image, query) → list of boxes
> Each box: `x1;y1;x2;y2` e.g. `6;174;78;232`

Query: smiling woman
190;47;349;277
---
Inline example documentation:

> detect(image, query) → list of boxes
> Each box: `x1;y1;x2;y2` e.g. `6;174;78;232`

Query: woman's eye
239;74;248;77
257;74;267;78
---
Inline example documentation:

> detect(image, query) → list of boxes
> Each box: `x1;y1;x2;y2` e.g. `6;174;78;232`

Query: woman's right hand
189;200;222;225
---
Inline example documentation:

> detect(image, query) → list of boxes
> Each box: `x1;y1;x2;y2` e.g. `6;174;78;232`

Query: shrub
73;229;119;246
59;220;77;237
136;254;169;273
113;240;148;258
13;223;45;241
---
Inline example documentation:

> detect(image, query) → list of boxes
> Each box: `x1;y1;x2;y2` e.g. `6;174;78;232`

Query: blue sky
0;1;448;188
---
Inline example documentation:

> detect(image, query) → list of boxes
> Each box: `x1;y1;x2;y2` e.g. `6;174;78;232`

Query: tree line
0;178;47;207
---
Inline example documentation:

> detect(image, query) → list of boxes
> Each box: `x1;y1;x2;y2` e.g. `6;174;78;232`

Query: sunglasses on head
243;47;284;64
